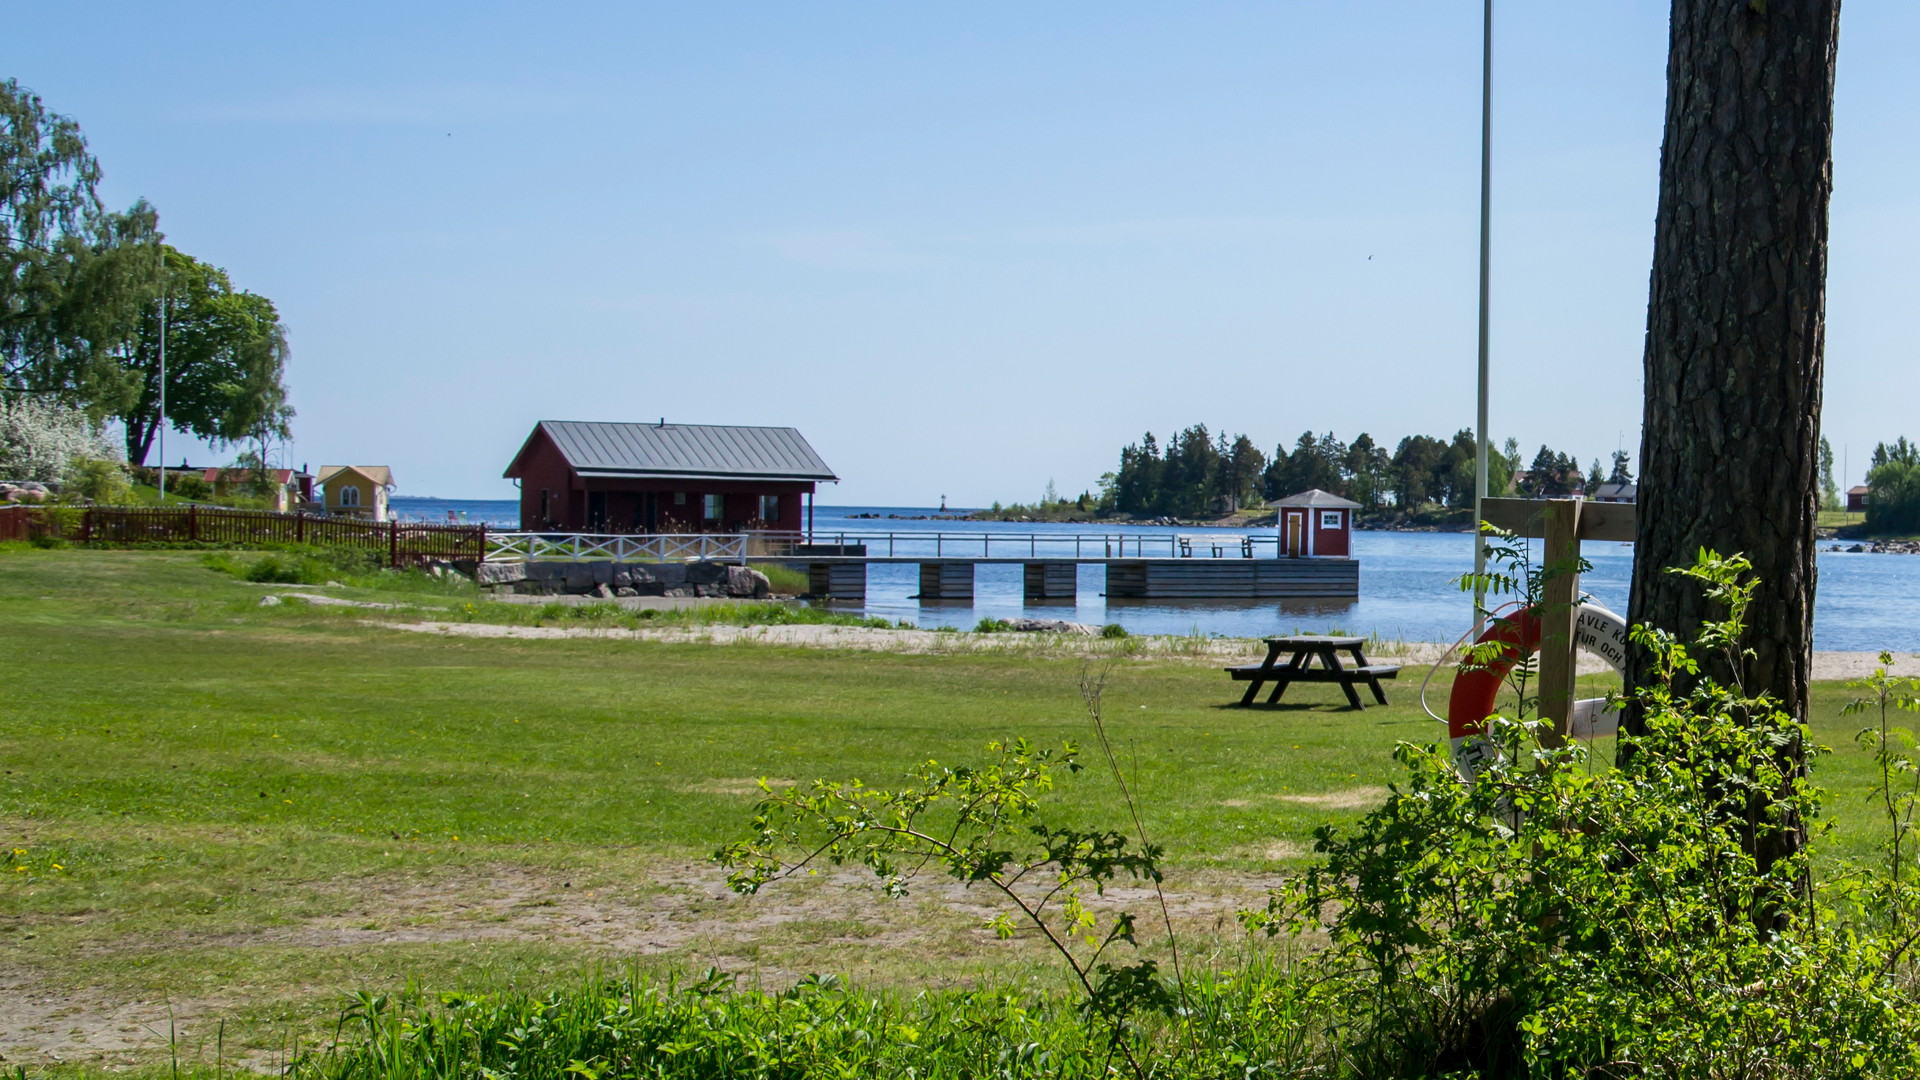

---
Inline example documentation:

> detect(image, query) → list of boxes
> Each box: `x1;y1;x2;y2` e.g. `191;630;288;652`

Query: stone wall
475;560;771;599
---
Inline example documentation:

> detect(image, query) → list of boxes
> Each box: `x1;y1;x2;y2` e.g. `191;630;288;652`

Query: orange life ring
1446;601;1629;774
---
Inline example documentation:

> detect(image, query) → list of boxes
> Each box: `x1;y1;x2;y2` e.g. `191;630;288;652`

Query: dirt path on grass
374;618;1261;662
0;980;237;1070
371;619;1914;681
1;858;1285;1067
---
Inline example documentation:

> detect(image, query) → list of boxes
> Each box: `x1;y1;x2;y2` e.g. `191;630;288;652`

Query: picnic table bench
1176;534;1255;558
1226;634;1399;709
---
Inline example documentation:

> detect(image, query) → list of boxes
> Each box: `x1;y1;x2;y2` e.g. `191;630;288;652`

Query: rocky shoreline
1836;539;1920;555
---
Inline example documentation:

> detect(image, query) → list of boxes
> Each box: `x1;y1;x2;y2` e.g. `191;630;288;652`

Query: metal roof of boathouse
1275;488;1360;509
505;421;838;483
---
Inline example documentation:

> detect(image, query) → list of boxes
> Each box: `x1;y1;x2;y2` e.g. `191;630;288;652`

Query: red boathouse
503;421;838;533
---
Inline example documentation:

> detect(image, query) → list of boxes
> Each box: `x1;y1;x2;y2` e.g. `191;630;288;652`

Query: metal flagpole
157;292;168;501
1471;0;1493;627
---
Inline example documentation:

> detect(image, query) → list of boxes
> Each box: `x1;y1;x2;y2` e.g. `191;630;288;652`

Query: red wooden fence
0;505;65;541
1;504;482;566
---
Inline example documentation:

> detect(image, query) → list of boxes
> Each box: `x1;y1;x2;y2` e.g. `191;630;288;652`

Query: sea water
388;498;1919;651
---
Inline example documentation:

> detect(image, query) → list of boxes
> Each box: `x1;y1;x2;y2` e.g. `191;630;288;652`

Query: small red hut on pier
1275;489;1358;558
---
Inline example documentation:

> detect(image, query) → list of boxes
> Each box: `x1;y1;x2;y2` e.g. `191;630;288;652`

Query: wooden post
1480;496;1635;752
188;504;198;542
389;519;399;567
296;511;305;544
1535;498;1582;749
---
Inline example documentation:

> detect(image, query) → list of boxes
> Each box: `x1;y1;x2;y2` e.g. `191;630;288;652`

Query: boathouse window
1320;511;1341;529
673;492;686;505
703;493;723;520
339;485;360;508
758;495;779;523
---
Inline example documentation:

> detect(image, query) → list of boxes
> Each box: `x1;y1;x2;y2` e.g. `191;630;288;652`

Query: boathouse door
1283;510;1306;558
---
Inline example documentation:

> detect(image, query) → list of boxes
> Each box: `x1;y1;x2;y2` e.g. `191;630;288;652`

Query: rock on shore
478;559;771;599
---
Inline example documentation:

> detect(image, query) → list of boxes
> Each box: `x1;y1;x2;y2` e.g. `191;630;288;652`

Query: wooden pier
1103;557;1357;599
483;529;1362;602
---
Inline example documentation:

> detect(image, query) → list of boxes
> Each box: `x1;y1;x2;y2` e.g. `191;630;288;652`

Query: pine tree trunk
1627;0;1841;872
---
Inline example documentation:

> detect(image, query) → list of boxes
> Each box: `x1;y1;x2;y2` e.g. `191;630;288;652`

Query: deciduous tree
115;247;292;466
2;77;103;391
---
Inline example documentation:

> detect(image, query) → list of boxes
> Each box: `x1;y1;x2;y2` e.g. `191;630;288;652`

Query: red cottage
1274;488;1359;558
502;421;838;534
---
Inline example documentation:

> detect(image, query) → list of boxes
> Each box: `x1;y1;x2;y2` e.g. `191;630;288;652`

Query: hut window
703;493;723;520
1320;511;1341;529
758;495;779;522
340;485;360;508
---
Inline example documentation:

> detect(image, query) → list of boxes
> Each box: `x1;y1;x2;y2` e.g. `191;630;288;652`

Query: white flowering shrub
0;396;123;486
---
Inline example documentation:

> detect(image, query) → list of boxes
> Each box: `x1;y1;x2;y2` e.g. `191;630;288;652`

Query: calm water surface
390;498;1918;651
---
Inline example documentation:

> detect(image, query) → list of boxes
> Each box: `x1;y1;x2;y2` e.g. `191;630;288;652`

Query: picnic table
1225;634;1400;709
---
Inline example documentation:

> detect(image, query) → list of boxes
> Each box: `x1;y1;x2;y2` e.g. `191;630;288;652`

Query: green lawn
0;548;1898;1069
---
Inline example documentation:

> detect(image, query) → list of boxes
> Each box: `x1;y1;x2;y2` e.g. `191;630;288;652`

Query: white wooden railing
486;532;749;562
484;529;1285;562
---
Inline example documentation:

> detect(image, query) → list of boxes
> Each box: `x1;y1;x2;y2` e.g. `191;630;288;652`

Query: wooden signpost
1478;496;1637;747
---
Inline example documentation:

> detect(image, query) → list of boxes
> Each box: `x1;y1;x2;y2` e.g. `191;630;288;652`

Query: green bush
201;545;386;586
1101;622;1129;639
1241;550;1920;1076
300;964;1321;1080
167;473;212;501
69;457;131;503
244;552;329;584
974;616;1012;633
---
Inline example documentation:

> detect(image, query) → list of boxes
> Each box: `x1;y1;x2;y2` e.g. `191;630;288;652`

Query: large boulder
686;561;728;586
727;565;773;598
475;561;528;587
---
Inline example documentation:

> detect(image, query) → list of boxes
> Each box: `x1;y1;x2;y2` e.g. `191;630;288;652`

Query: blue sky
8;3;1916;502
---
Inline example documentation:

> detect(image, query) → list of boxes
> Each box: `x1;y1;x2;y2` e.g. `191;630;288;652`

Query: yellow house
317;465;394;520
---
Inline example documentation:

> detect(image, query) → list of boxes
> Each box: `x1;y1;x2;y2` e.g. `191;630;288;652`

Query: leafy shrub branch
716;735;1173;1074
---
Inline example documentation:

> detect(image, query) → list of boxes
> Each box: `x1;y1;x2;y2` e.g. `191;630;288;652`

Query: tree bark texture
1628;0;1840;733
